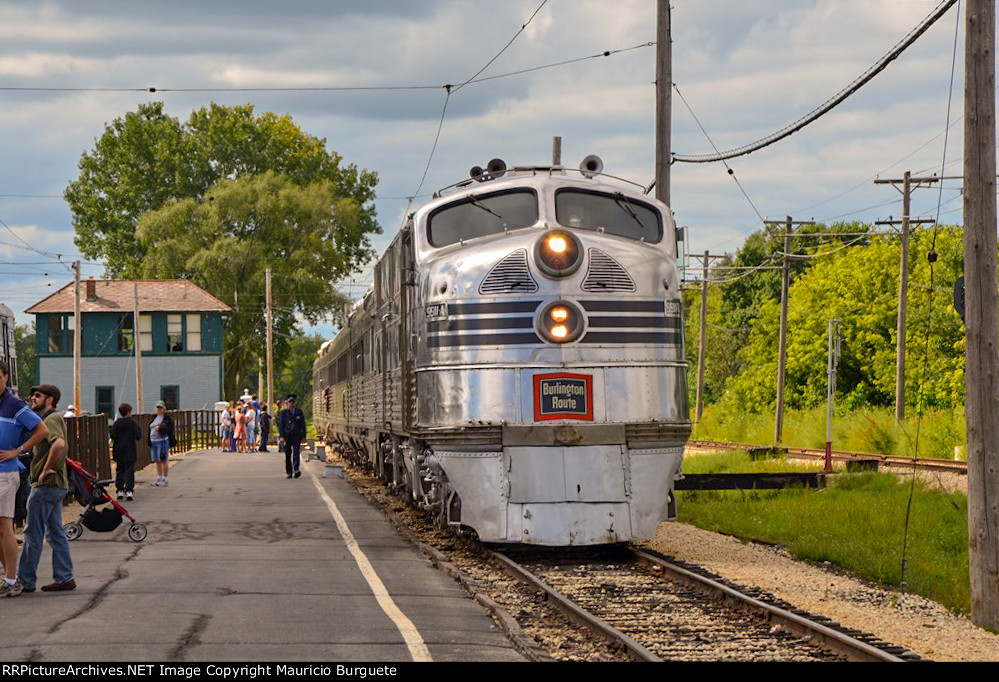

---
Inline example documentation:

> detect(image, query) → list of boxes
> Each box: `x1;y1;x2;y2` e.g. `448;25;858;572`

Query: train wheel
128;523;148;543
64;522;83;541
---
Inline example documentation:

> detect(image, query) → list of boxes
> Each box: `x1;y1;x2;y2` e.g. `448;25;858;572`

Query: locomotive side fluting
314;157;691;545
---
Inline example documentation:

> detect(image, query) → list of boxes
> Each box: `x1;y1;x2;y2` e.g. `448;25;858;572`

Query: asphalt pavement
1;449;526;663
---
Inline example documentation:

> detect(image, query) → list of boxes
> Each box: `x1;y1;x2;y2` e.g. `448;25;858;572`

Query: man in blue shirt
0;360;48;597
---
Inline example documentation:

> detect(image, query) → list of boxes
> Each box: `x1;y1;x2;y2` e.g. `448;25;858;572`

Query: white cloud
0;0;987;316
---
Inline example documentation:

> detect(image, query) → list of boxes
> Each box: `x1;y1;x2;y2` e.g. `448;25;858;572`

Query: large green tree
66;102;378;278
720;226;965;413
66;102;379;396
137;171;372;396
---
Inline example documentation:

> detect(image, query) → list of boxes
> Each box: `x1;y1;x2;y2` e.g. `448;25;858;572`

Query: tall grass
691;405;966;460
677;451;971;614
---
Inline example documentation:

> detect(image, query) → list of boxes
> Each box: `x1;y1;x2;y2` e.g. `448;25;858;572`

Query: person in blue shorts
0;360;48;597
148;401;175;486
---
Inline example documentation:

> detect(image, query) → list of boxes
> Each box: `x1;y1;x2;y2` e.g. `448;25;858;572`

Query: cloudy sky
0;0;975;331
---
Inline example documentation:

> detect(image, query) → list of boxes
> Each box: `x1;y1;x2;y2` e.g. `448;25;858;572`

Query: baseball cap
155;401;166;409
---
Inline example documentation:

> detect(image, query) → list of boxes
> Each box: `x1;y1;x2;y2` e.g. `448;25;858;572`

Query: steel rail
489;550;662;662
493;547;909;662
688;439;968;473
630;550;908;663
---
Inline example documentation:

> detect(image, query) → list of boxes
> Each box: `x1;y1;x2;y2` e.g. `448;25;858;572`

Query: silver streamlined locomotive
314;155;690;545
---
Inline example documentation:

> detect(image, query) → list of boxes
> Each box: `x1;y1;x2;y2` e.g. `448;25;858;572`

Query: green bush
692;404;965;460
677;457;971;614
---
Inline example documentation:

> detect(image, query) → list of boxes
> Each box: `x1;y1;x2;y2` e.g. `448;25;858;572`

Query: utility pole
266;268;274;412
825;318;840;473
964;0;999;631
133;283;144;413
691;251;725;423
764;217;813;446
72;261;81;412
874;172;939;421
655;0;671;206
696;250;708;423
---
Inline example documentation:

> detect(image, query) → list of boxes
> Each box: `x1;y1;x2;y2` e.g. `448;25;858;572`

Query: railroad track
491;546;916;662
688;439;968;473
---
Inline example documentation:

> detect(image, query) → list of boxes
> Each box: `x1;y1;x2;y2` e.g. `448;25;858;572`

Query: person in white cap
148;402;175;486
62;405;76;419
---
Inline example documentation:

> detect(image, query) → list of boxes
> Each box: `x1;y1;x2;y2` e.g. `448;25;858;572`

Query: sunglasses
31;392;46;398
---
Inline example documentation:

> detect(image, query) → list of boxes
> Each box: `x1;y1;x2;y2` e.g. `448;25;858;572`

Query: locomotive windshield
427;189;538;247
555;189;662;243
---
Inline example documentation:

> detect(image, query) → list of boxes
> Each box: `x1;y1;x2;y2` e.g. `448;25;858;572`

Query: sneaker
294;470;301;478
287;473;293;478
125;492;133;501
41;579;76;592
161;479;168;486
117;493;125;500
0;580;22;598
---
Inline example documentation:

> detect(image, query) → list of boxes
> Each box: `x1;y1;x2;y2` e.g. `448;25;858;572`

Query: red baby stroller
64;458;147;542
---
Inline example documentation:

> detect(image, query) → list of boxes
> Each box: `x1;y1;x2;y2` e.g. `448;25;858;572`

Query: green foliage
65;102;378;278
685;280;742;406
699;224;965;415
272;331;326;420
13;323;36;391
65;102;380;397
678;470;971;614
693;403;966;460
137;171;373;396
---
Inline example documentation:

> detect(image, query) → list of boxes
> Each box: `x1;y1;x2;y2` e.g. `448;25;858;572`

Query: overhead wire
452;0;549;93
672;0;959;164
408;0;550;206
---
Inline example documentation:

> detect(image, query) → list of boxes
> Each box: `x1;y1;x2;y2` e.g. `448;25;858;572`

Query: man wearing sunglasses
19;383;74;593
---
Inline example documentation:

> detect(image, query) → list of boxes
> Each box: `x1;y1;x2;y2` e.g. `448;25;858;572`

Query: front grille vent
581;249;636;292
479;249;539;294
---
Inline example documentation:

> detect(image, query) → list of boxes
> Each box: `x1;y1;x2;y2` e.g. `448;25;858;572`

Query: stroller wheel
128;523;148;543
64;522;83;541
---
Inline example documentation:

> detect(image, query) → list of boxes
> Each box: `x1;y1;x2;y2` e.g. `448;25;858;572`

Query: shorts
150;440;170;462
0;470;19;518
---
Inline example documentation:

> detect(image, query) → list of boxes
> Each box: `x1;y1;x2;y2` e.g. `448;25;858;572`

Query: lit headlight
535;230;582;277
537;301;584;343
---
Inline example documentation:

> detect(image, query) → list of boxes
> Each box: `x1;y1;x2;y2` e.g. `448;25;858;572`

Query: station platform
1;449;526;663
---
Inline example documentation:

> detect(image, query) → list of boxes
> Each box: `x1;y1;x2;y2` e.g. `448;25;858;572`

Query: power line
453;0;549;93
672;0;959;164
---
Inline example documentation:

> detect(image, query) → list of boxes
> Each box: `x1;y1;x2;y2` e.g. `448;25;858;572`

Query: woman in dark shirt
111;403;141;500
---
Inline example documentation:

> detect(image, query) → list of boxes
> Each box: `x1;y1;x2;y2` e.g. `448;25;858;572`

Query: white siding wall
38;356;221;414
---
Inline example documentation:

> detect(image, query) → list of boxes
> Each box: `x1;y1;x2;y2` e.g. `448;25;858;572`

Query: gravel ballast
643;522;999;662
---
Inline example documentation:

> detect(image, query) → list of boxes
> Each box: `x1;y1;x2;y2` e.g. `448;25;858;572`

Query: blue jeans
18;485;73;589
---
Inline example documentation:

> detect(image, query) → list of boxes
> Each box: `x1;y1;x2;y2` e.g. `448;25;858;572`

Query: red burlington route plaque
533;373;593;421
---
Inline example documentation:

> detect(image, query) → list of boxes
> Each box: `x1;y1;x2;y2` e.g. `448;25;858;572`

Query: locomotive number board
533;373;594;421
425;303;448;321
